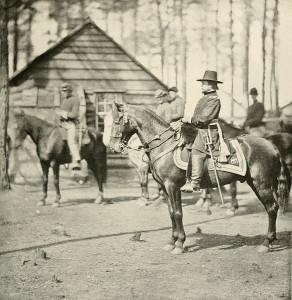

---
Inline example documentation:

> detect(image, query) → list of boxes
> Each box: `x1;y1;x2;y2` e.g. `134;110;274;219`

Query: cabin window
95;93;123;132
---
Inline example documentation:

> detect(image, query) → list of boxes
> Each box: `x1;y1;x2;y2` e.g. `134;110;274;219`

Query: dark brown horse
219;119;292;176
206;119;292;214
13;112;107;207
110;103;290;255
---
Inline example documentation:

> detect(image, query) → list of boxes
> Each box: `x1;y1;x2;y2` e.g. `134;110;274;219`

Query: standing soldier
167;86;186;122
59;83;81;171
180;70;223;192
244;88;266;137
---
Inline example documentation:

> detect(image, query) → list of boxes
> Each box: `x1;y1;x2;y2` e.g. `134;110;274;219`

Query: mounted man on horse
109;69;290;254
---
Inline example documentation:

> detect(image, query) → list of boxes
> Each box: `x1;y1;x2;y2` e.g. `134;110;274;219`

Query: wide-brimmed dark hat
168;86;178;92
197;70;223;84
249;88;258;95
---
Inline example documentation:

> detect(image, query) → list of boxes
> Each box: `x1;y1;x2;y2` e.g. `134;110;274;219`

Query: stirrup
71;161;81;171
181;181;194;193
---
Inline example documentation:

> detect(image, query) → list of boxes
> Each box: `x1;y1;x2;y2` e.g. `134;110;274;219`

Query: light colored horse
103;110;162;206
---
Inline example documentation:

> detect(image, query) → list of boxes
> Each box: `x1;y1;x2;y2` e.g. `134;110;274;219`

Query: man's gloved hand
170;120;182;130
181;117;188;123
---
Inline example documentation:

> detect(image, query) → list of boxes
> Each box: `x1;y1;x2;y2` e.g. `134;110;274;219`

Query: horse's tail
276;155;291;213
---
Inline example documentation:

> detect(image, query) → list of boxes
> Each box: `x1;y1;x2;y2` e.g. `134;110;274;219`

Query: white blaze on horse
110;103;290;255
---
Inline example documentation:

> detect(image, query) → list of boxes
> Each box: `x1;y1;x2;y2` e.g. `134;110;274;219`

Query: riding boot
181;155;205;193
190;155;205;191
71;160;81;171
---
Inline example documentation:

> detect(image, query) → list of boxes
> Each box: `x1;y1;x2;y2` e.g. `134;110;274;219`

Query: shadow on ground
185;230;291;253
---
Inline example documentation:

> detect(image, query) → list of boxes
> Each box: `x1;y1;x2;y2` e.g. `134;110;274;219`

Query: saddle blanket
174;139;247;176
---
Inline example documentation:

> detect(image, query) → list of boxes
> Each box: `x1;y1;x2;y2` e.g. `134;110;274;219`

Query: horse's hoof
195;198;204;207
101;200;113;205
136;197;149;207
37;201;45;206
171;247;184;255
150;193;160;201
257;245;270;253
162;244;175;252
95;195;103;204
226;209;235;216
52;202;60;208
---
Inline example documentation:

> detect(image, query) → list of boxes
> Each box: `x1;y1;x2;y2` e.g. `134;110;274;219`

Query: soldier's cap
197;70;223;83
154;89;167;99
61;82;73;91
249;87;258;95
168;86;178;93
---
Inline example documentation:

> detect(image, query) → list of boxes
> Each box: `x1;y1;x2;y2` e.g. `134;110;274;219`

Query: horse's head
109;103;138;153
13;111;29;149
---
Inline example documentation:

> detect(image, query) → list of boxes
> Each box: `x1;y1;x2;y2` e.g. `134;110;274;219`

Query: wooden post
0;0;10;190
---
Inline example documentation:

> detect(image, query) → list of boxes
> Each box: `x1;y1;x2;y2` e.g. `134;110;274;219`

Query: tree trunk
229;0;234;118
243;0;251;108
179;0;186;99
0;0;10;190
155;0;165;81
215;0;219;72
133;0;139;55
262;0;267;106
270;0;279;114
26;6;34;62
13;7;18;72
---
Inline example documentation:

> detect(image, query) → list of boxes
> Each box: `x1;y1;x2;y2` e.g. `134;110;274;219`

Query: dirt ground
0;167;291;300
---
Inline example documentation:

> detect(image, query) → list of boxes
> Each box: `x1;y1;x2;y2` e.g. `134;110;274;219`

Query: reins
112;106;182;165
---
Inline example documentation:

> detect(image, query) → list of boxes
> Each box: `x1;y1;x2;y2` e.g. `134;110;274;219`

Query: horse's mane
218;118;244;131
130;105;169;128
15;112;56;128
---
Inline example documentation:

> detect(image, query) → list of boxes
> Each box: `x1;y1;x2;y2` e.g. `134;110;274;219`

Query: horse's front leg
51;162;61;208
39;161;49;206
226;182;238;216
163;182;186;255
136;165;150;206
195;188;212;207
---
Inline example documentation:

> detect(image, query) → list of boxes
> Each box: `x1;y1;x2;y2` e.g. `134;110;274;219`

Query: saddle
174;138;247;177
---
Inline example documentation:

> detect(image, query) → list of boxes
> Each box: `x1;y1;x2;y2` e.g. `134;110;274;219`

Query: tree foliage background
7;0;291;116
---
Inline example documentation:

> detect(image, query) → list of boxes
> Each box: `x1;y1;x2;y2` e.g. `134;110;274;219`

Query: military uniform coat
244;100;265;128
60;94;80;122
169;95;185;122
156;102;172;124
189;91;221;155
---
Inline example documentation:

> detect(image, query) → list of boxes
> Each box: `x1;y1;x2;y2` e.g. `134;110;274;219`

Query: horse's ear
114;102;124;112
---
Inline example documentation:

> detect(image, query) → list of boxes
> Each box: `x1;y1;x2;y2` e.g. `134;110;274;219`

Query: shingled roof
10;17;167;92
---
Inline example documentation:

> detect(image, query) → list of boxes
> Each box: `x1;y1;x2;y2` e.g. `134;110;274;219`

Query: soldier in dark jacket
244;88;266;137
180;70;222;192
